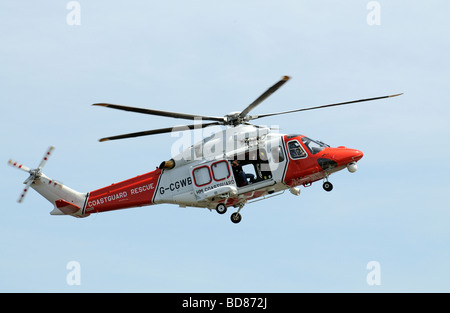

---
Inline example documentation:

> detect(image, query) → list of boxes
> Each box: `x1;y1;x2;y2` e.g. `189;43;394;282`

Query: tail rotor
37;146;54;171
7;160;31;174
8;146;55;203
17;179;33;203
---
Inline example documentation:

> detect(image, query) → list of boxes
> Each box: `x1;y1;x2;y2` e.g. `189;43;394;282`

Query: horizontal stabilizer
53;199;81;215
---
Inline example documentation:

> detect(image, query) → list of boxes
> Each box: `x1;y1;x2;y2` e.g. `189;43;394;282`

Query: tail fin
8;146;89;218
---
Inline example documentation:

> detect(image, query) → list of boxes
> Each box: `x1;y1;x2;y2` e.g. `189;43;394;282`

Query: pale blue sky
1;1;449;292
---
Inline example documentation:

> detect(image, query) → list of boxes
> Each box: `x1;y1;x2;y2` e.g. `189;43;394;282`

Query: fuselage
78;125;363;217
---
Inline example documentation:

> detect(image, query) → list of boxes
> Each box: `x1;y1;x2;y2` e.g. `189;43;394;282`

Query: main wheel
323;181;333;192
230;212;242;224
216;203;227;214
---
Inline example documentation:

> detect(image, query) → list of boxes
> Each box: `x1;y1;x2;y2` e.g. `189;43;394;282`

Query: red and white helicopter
8;76;401;223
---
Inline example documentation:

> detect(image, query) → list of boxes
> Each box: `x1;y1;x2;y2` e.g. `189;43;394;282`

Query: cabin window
211;161;230;181
193;166;211;187
271;146;285;163
288;140;307;159
194;143;203;159
230;148;273;187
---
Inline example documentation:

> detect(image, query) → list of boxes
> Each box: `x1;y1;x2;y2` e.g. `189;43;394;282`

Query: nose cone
351;149;364;162
330;148;364;165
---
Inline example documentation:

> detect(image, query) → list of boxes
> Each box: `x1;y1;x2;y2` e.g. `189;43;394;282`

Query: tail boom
83;168;162;215
31;174;89;217
9;146;163;217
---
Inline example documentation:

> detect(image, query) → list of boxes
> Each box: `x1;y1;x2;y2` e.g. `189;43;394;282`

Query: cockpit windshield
301;137;329;154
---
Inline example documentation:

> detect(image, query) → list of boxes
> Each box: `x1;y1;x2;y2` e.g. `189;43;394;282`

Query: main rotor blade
93;103;224;122
238;75;290;119
249;93;403;120
98;122;222;142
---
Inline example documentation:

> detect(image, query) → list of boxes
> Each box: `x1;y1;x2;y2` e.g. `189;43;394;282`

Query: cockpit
300;137;329;154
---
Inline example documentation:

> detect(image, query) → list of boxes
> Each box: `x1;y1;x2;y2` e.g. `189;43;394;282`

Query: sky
1;0;449;292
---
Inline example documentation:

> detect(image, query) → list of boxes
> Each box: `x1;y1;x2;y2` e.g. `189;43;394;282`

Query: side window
271;146;285;163
211;161;230;181
288;140;306;159
193;166;211;186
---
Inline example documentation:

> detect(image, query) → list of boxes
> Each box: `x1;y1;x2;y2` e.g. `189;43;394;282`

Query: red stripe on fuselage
84;168;162;214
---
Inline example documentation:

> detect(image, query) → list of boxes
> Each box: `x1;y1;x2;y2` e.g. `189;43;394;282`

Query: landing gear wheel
230;212;242;224
323;181;333;192
216;203;227;215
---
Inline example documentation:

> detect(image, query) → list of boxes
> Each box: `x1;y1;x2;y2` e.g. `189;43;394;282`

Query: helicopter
8;76;402;223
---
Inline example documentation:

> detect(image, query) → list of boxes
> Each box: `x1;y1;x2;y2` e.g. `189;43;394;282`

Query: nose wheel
323;181;333;192
322;172;333;192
